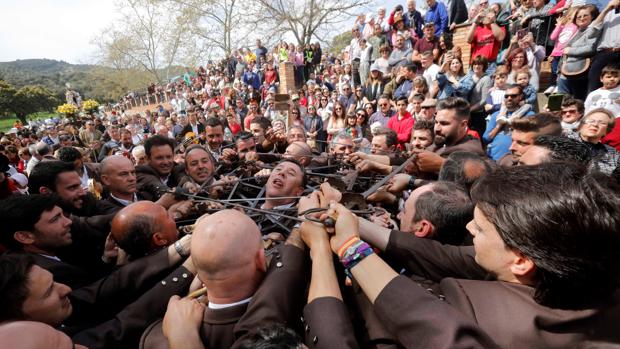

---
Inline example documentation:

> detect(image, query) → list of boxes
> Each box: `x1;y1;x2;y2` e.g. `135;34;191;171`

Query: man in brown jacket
140;209;308;349
354;162;620;348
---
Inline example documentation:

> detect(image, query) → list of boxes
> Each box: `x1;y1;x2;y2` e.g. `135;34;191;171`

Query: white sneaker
543;85;556;95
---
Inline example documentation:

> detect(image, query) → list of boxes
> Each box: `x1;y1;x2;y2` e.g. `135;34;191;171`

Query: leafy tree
0;80;58;124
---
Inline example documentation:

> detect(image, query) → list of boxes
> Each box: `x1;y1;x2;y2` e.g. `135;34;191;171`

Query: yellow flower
57;103;78;115
82;99;100;112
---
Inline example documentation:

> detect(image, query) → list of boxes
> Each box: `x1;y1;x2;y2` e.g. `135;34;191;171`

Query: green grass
0;112;57;132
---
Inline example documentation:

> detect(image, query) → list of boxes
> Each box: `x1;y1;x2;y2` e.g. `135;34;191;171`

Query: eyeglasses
356;113;365;117
584;119;609;126
504;94;520;98
379;103;389;107
335;108;343;110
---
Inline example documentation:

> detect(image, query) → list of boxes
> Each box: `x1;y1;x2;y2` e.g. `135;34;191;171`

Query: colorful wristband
340;240;374;277
337;236;360;258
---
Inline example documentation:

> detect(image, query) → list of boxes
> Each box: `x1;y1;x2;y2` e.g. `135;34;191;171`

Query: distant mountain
0;59;183;103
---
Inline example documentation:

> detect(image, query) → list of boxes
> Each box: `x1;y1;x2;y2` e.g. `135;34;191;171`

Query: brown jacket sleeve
302;297;359;349
72;265;194;349
373;276;499;349
384;230;488;282
68;248;182;324
231;244;310;347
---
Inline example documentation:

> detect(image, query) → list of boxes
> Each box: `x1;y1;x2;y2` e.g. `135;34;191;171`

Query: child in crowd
485;65;509;115
515;68;537;106
344;112;364;141
584;65;620;117
412;76;429;98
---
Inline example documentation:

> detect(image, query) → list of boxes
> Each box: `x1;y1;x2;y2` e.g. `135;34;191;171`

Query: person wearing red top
387;97;415;149
264;64;278;86
467;9;505;65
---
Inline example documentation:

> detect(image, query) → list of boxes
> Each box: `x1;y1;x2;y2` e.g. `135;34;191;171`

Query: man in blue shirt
242;64;261;90
424;0;449;36
483;85;534;160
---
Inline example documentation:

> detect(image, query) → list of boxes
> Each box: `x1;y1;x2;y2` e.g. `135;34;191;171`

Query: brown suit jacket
136;164;187;199
427;135;486;158
303;297;360;349
141;244;310;349
383;230;620;348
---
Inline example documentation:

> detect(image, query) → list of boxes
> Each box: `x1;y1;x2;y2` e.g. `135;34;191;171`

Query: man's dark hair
505;84;523;95
57;147;82;163
235;131;254;144
373;127;397;148
0;254;35;322
511;113;562;136
205;117;224;129
144;135;175;157
404;62;417;73
277;158;307;188
28;160;76;194
437;97;470;121
532;135;592;165
414;181;474;245
236;323;303;349
561;97;585;114
413;119;434;131
439;151;493;192
0;194;59;250
471;162;620;309
250;116;272;130
116;214;157;258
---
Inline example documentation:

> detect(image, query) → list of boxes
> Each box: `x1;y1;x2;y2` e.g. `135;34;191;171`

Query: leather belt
601;47;620;53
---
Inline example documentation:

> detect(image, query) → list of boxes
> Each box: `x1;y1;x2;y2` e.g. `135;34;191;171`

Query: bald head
191;210;265;302
100;155;133;176
0;321;86;349
284;141;313;166
111;201;178;257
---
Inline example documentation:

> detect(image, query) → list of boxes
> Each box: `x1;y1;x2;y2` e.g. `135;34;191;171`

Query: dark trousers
470;111;487;143
588;51;620;93
351;59;361;86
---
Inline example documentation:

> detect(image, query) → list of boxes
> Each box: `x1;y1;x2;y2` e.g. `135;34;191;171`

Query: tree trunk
16;113;27;125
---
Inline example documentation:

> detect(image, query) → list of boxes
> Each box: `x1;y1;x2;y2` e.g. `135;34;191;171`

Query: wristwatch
174;240;189;258
408;175;417;190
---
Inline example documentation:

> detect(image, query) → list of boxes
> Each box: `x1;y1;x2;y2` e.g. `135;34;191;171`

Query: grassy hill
0;59;184;103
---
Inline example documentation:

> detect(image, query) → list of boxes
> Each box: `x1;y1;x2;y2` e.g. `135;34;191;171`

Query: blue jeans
550;56;561;85
557;75;588;101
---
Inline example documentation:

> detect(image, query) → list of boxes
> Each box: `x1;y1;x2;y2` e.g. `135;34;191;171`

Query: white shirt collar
208;297;252;309
110;193;138;206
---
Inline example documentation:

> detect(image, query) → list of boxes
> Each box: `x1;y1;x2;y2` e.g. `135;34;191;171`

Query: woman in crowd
557;4;600;100
548;8;579;88
364;65;386;108
468;55;493;137
374;44;391;77
327;101;347;140
569;108;619;174
355;108;372;140
503;32;545;90
436;55;474;99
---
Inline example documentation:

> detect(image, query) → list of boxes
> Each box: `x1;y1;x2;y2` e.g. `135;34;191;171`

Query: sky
0;0;118;64
0;0;426;64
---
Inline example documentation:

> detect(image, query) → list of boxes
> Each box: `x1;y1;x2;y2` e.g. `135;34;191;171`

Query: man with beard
137;136;186;199
483;85;534;161
498;113;562;167
0;194;112;288
413;97;485;176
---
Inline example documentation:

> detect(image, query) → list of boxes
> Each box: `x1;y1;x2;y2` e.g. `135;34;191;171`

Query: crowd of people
0;0;620;348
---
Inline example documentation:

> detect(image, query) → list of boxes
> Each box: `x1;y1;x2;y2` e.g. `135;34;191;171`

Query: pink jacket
550;23;578;57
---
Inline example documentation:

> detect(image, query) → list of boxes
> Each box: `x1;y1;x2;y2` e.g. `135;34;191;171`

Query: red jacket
387;112;415;148
603;121;620;152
